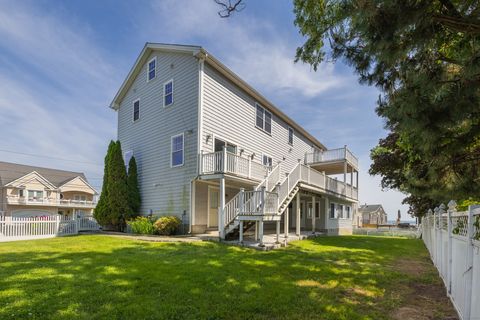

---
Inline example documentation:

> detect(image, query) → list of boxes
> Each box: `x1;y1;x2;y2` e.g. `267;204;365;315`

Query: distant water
388;220;417;225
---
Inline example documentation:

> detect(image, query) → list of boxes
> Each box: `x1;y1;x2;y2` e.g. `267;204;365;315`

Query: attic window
164;80;173;107
147;57;156;81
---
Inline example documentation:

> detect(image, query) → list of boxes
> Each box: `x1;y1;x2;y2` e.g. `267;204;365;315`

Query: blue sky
0;0;410;220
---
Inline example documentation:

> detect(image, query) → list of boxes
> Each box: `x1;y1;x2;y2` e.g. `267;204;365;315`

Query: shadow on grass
0;235;426;320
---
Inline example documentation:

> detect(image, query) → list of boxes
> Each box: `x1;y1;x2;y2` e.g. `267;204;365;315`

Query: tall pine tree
127;156;141;217
107;141;133;231
94;141;115;227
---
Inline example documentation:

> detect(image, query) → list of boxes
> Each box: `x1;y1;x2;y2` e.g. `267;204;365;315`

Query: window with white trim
255;103;272;134
262;154;273;167
164;80;173;107
337;204;344;219
345;206;351;219
147;57;156;81
288;127;294;145
329;203;335;219
133;100;140;121
171;134;184;167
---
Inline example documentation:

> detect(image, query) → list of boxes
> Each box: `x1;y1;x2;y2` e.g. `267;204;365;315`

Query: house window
262;154;273;167
337;204;344;219
171;133;184;167
255;103;272;134
346;206;351;219
147;57;156;81
288;127;294;145
214;138;237;154
330;203;335;219
28;190;43;202
164;80;173;107
74;195;87;202
133;99;140;121
19;189;24;197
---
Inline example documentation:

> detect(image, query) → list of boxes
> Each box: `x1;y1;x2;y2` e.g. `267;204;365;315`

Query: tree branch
214;0;245;18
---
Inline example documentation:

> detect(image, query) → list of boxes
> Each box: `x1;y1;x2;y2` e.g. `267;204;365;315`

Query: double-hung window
288;127;294;145
337;204;344;219
133;99;140;121
171;133;184;167
262;154;273;167
329;203;335;219
345;206;351;219
164;80;173;107
147;57;156;81
255;103;272;134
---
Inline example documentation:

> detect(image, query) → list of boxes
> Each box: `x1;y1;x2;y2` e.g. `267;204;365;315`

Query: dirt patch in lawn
394;257;431;276
390;258;458;320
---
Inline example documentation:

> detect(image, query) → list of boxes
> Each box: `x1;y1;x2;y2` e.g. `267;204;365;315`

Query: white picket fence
421;202;480;320
0;215;101;242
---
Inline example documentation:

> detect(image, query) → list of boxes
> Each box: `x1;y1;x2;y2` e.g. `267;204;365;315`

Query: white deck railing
305;146;359;168
200;150;270;181
0;216;100;242
6;196;96;208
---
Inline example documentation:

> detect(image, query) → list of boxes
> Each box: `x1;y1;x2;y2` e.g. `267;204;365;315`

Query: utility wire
0;148;103;166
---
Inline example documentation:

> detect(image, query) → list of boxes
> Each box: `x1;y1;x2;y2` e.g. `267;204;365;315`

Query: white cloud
145;0;349;98
0;2;117;187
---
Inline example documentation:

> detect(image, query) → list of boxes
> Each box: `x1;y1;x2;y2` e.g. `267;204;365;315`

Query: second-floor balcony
6;196;97;208
199;150;358;201
305;146;358;175
199;150;271;181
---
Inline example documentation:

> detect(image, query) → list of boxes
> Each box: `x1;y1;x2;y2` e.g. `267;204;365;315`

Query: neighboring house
111;43;359;241
0;161;97;218
355;204;388;227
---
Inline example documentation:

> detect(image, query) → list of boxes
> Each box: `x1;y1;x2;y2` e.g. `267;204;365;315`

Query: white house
111;43;359;242
0;161;97;218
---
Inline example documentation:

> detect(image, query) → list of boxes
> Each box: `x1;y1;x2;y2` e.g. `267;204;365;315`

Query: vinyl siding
117;51;199;220
201;63;317;177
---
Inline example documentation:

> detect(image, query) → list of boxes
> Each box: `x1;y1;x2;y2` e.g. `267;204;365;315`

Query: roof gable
110;42;327;151
58;176;97;195
5;171;57;190
0;161;88;187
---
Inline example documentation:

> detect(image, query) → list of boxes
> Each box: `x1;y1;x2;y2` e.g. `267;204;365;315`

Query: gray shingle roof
0;161;87;188
358;204;384;214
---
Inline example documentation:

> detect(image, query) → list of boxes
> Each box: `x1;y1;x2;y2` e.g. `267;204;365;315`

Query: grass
0;235;452;320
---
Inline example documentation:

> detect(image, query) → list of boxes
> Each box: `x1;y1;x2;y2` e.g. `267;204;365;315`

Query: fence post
73;212;78;234
447;200;456;295
56;215;60;235
433;207;439;267
464;204;479;320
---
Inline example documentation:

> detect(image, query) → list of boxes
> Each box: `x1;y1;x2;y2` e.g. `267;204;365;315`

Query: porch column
296;192;301;236
343;161;347;196
350;166;353;187
218;177;225;239
258;220;264;246
239;220;244;243
356;170;359;188
325;197;329;233
312;195;316;234
284;207;289;238
276;220;280;244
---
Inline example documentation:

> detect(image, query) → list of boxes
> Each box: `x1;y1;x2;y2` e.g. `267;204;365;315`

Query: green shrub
154;216;181;235
127;216;155;235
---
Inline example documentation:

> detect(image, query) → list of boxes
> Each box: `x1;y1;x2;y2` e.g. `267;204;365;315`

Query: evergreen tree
94;141;115;227
107;141;133;231
127;156;141;216
292;0;480;212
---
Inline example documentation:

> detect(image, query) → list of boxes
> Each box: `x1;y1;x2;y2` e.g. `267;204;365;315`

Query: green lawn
0;235;453;320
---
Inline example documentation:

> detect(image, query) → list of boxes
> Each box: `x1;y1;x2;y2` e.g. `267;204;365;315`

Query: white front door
208;187;219;228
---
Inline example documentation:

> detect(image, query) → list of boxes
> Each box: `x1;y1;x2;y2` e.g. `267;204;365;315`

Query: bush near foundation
127;216;155;235
154;216;181;235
